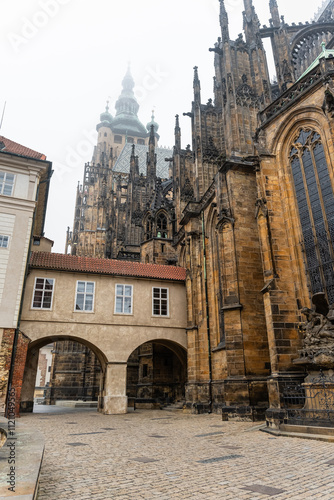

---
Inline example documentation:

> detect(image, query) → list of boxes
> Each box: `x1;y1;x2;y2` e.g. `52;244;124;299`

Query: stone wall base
222;405;267;422
20;400;34;413
185;377;269;416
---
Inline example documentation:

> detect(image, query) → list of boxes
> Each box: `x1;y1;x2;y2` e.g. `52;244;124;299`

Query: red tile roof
0;135;46;160
30;252;186;282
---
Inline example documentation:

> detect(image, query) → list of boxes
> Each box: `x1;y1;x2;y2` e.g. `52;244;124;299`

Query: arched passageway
126;339;187;409
20;335;107;414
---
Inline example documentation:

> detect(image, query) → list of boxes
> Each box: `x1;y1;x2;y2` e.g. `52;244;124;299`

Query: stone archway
126;339;187;409
20;335;108;414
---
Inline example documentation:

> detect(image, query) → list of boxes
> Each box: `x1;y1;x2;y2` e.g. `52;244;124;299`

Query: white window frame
152;287;169;317
31;277;55;310
0;235;9;248
114;284;133;314
0;171;15;196
74;280;95;312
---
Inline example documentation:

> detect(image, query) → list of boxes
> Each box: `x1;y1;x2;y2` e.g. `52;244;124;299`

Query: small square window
75;281;95;312
115;284;133;314
0;235;9;248
32;278;54;309
152;287;169;316
0;171;15;196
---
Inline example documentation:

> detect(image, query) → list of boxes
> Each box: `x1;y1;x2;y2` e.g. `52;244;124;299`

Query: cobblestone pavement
21;408;334;499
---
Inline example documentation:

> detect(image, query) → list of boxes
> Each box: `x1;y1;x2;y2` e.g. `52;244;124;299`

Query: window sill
113;313;134;316
31;307;53;311
73;310;95;314
212;340;226;352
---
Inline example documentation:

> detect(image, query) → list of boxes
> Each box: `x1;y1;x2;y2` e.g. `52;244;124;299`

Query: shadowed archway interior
126;339;187;408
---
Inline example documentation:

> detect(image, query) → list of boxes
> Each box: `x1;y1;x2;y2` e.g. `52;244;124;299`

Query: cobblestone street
21;408;334;499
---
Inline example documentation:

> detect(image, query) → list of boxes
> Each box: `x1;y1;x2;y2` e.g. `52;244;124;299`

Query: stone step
162;400;186;411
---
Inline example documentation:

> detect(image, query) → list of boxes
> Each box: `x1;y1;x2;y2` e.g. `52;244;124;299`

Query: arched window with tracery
145;216;153;240
290;128;334;303
156;213;168;238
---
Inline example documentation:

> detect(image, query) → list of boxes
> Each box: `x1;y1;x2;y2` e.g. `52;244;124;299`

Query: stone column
103;362;128;415
20;348;39;414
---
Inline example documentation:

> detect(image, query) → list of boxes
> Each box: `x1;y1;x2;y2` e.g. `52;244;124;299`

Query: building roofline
29;252;186;282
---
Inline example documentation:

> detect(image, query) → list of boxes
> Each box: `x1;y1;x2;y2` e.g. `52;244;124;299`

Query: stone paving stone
17;409;334;499
195;431;223;437
242;484;286;496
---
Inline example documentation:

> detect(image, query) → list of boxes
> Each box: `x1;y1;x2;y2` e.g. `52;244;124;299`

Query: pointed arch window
145;216;153;240
156;213;168;238
290;129;334;303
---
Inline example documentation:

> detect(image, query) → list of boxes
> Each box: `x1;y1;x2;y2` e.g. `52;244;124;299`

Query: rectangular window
32;278;54;309
75;281;95;311
0;235;9;248
152;287;169;316
115;284;133;314
0;171;15;196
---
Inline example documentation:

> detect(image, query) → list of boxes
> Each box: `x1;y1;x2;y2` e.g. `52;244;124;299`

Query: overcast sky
1;0;325;252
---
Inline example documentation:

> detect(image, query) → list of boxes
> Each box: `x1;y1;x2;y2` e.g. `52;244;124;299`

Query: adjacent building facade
0;136;52;415
19;252;187;414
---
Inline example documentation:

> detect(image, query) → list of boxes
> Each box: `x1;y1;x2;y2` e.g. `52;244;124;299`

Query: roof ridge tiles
29;252;186;281
0;135;46;160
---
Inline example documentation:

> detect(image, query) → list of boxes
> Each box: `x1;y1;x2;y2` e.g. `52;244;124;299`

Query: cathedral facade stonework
59;0;334;419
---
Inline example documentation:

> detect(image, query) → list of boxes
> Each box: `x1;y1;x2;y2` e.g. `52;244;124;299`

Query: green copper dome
99;101;113;124
146;110;159;133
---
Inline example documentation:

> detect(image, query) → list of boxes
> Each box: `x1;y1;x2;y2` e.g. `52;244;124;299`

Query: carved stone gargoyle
295;292;334;369
322;83;334;118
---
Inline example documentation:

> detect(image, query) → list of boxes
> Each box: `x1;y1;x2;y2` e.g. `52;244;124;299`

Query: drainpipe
5;167;53;417
201;210;213;413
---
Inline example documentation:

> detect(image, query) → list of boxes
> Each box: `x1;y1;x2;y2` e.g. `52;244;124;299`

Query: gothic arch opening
156;212;168;238
145;214;153;240
289;128;334;303
126;339;187;409
20;335;107;414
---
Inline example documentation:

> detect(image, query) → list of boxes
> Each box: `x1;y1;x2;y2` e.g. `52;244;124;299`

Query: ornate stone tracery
290;128;334;304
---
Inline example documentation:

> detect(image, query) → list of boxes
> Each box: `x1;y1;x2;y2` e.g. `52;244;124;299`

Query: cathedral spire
149;123;155;146
115;65;139;118
147;125;157;181
243;0;261;45
193;66;201;104
219;0;230;43
130;143;136;160
269;0;280;28
243;0;253;17
174;114;181;151
130;144;139;177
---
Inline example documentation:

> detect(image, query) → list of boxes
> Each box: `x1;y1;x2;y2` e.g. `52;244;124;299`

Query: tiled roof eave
0;149;48;163
0;135;46;160
29;252;186;282
29;263;185;281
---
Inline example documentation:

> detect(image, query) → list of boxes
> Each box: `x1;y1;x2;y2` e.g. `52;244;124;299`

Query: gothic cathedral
58;0;334;419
